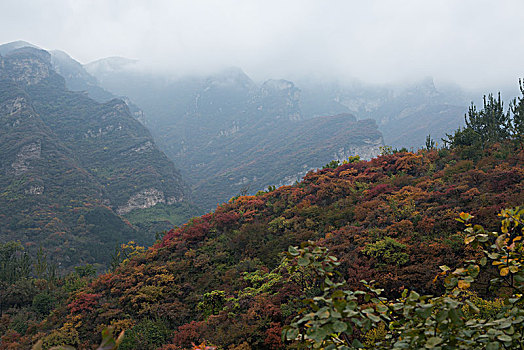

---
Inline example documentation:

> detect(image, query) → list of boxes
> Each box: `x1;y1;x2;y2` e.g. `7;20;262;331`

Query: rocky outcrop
5;50;52;85
333;137;384;161
117;188;166;215
12;141;41;175
25;185;44;195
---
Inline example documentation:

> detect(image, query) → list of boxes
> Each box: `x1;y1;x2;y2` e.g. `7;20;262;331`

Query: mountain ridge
0;44;196;268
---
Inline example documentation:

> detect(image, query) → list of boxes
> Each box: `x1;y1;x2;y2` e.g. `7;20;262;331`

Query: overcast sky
1;0;523;91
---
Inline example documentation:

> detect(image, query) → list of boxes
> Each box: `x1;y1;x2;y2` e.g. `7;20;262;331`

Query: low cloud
0;0;523;91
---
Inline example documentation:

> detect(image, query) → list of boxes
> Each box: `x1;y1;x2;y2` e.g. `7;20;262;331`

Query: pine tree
511;79;524;147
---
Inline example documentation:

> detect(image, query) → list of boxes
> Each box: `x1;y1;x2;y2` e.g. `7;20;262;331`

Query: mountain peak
205;66;255;90
85;56;138;75
0;40;40;56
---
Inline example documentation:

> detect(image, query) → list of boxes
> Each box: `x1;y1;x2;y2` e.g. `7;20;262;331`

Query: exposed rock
130;141;153;153
2;96;28;116
12;141;41;175
25;185;44;195
167;196;183;205
84;124;123;138
10;57;51;85
218;122;240;137
332;137;384;161
117;188;166;215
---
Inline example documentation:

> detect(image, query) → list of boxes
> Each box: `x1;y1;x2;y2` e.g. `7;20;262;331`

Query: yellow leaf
458;280;470;289
464;236;475;244
509;266;519;273
500;267;510;276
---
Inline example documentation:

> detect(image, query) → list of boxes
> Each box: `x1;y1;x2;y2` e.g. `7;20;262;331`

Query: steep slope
0;47;192;268
85;63;385;210
34;143;523;349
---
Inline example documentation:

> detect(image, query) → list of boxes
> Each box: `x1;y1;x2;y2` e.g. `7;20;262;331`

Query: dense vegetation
0;42;523;349
283;208;524;349
0;46;197;269
3;112;520;348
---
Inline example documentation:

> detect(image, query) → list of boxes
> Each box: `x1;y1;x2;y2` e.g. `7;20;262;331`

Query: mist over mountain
82;56;477;209
85;60;388;210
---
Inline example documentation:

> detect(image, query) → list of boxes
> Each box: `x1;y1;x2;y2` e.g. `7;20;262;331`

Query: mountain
298;78;468;148
22;141;523;349
0;44;195;269
85;64;385;210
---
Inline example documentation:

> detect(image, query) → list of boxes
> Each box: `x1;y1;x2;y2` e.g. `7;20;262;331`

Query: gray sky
1;0;523;91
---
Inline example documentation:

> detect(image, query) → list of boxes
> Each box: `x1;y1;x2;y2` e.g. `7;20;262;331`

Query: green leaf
449;308;463;326
332;321;347;333
285;327;299;340
351;339;365;348
297;256;310;266
486;342;500;350
496;334;512;342
425;336;443;348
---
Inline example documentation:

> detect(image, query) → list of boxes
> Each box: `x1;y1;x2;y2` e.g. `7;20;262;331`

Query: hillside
0;46;195;269
85;64;385;210
20;141;523;349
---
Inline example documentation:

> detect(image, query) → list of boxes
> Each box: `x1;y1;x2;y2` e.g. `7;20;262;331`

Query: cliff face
0;46;191;268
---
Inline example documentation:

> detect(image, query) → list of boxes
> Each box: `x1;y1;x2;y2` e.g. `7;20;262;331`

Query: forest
0;81;523;349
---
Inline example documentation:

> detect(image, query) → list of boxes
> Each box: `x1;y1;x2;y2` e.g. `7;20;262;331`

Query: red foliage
172;321;206;348
264;323;284;349
67;292;101;314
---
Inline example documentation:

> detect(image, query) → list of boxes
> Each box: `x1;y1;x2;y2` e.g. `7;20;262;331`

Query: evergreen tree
510;79;524;146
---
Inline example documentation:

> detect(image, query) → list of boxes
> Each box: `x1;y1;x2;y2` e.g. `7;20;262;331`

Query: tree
510;79;524;147
0;241;32;315
425;134;435;150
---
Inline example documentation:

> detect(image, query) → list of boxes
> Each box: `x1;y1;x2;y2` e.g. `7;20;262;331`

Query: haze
1;0;523;91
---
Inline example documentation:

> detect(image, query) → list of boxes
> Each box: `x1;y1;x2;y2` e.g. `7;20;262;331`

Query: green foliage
0;241;32;315
32;292;57;316
362;237;409;266
324;160;341;169
118;318;171;350
510;79;524;146
425;134;436;150
444;81;524;150
0;241;31;284
379;145;394;156
283;208;524;349
197;290;227;317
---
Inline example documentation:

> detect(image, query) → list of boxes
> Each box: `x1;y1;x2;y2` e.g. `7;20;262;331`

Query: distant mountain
0;44;196;268
298;78;468;148
86;63;385;210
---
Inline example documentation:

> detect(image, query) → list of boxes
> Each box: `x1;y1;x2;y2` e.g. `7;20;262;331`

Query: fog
1;0;523;92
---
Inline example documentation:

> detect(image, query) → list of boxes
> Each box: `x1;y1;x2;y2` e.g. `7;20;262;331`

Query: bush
362;237;409;266
119;318;171;350
32;292;56;316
